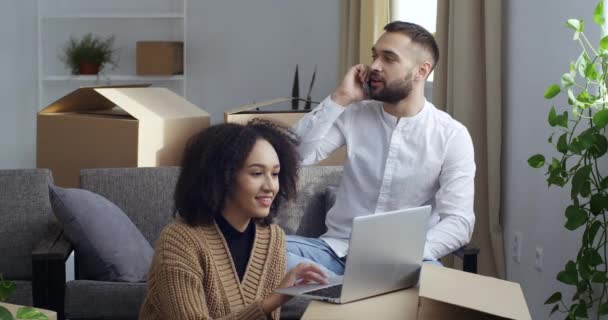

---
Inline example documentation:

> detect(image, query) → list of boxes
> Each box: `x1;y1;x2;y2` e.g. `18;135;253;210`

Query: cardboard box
136;41;183;75
224;98;346;166
37;85;210;187
302;264;531;320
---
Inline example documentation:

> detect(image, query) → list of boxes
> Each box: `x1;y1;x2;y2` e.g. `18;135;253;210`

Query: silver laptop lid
339;205;431;303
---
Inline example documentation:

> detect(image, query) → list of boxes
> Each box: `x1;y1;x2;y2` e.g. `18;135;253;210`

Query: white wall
185;0;340;123
0;0;341;169
504;1;602;319
0;0;38;169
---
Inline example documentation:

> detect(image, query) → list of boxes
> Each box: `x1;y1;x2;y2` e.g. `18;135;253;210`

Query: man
287;21;476;275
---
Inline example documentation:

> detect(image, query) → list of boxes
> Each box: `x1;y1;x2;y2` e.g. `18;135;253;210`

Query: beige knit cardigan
139;220;286;320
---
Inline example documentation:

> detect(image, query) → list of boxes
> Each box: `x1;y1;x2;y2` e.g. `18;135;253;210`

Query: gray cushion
80;167;179;246
65;280;146;319
49;185;153;282
277;166;342;237
0;169;55;280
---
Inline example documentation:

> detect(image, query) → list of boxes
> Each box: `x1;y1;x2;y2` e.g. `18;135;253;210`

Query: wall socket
535;246;543;271
513;231;522;263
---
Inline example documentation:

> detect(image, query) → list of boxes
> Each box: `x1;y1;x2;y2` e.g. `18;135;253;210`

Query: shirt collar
380;99;429;127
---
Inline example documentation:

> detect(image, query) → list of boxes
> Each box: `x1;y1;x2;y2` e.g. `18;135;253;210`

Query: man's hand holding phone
331;64;371;107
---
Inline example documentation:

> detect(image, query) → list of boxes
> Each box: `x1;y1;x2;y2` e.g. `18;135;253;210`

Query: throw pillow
48;184;153;282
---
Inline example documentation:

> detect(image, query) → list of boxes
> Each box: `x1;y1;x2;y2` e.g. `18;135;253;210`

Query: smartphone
362;80;371;97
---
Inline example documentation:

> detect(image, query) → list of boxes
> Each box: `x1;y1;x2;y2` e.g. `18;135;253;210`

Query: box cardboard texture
224;98;346;166
37;85;210;187
136;41;183;75
302;264;531;320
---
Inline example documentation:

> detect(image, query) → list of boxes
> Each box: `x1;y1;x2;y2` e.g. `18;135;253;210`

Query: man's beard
370;73;414;104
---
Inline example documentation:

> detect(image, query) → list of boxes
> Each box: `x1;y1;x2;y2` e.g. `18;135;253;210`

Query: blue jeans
286;235;443;277
286;235;345;276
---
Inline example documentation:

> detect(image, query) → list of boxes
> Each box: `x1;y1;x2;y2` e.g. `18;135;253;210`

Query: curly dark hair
174;119;301;227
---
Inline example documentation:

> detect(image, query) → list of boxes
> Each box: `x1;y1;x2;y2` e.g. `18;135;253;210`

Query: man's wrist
330;92;352;107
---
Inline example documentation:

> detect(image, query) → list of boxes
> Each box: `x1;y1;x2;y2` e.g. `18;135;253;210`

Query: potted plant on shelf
59;33;119;75
528;1;608;319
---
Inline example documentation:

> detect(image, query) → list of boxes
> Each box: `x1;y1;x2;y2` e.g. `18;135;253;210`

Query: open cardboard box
224;97;346;166
37;85;210;187
417;264;531;319
302;264;531;319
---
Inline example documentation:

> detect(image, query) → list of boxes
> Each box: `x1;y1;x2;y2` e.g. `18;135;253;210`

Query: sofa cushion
49;185;153;282
65;280;146;319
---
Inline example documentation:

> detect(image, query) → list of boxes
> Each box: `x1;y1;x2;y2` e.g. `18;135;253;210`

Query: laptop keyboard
303;284;343;298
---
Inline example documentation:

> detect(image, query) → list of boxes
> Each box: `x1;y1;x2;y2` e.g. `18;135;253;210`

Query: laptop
275;205;431;304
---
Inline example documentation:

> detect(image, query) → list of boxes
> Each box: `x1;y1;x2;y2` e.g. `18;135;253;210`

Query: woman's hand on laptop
262;263;328;314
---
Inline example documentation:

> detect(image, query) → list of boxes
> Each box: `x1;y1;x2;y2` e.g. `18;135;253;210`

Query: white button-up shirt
294;96;476;261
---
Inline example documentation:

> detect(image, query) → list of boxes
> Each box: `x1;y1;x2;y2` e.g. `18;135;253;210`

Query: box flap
94;87;209;121
419;264;531;320
225;97;294;115
39;84;150;114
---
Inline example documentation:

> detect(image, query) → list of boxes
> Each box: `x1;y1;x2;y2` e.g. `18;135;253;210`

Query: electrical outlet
513;231;522;263
535;246;543;271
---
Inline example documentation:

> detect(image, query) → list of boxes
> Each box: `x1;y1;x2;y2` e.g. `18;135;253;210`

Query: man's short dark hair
384;21;439;69
174;119;300;227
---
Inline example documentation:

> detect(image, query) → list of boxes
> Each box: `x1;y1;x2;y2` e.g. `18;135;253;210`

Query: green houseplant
0;274;47;320
59;33;118;75
528;1;608;318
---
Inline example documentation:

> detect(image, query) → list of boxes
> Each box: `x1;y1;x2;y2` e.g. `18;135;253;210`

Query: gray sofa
0;169;59;309
42;166;341;320
41;165;477;320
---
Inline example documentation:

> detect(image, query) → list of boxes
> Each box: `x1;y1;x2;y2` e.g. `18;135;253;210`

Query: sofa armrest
451;244;480;274
32;230;72;319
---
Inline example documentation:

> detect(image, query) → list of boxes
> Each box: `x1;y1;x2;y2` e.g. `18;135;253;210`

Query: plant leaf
595;1;605;26
15;307;47;320
571;165;592;198
592;270;608;283
550;304;559;315
590;134;608;158
561;72;575;87
0;278;16;302
545;292;562;304
565;205;587;230
590;193;608;215
556;111;569;128
583;248;603;266
566;19;584;32
601;36;608;51
544;84;561;99
557;261;578;285
584;220;602;246
593;109;608;129
0;306;14;320
548;106;557;126
601;177;608;189
557;133;568;154
528;154;545;168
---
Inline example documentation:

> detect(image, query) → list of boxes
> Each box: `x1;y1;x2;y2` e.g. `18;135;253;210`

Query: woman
139;119;327;320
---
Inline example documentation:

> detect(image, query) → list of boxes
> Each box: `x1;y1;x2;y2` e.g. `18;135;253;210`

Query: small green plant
528;2;608;319
0;274;48;320
59;33;118;75
291;64;318;110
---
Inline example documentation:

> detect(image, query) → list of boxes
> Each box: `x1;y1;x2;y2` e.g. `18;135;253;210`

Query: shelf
42;13;184;19
43;75;184;81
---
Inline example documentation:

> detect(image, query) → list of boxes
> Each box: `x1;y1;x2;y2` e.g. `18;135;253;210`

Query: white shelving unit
37;0;186;109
